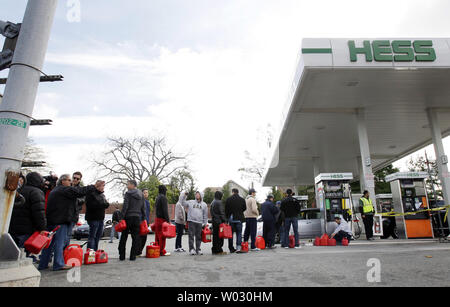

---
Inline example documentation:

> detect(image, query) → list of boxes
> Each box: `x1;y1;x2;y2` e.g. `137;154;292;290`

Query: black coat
85;190;109;221
121;189;146;220
280;196;301;218
225;194;246;223
46;184;96;225
155;193;169;222
211;199;226;224
9;172;47;235
261;200;279;223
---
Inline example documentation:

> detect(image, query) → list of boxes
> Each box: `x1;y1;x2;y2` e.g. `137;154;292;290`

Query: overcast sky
1;0;450;201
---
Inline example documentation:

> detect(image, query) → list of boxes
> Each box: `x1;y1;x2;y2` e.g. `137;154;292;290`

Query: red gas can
139;220;149;236
115;220;127;232
202;226;212;243
162;222;176;238
146;242;160;258
64;244;83;267
84;249;97;265
342;238;349;246
95;250;108;264
240;241;249;253
255;236;266;250
320;234;329;246
24;226;60;254
219;223;232;239
327;238;337;246
289;235;297;248
313;237;321;246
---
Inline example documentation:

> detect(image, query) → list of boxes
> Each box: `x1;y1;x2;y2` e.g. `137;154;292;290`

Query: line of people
9;171;107;271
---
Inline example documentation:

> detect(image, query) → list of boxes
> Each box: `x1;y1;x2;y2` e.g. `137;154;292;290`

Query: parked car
72;214;117;240
242;208;325;243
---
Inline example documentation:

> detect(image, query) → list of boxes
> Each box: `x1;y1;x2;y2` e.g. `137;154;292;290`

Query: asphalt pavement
37;234;450;287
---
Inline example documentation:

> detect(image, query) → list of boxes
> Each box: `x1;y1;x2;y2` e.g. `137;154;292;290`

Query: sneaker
197;250;203;255
190;249;197;255
250;248;260;251
294;246;301;249
174;248;181;252
229;248;236;254
268;246;277;249
162;252;171;256
219;251;228;255
180;248;186;252
284;246;289;249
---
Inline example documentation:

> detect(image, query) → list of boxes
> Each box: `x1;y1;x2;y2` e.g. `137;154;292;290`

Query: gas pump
293;195;308;209
385;172;434;239
315;173;354;235
376;194;394;238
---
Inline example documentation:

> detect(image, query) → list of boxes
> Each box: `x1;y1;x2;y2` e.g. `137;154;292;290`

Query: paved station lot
38;235;450;287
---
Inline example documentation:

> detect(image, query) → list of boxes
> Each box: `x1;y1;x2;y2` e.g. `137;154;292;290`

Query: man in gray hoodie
179;191;209;255
118;180;146;261
174;191;187;252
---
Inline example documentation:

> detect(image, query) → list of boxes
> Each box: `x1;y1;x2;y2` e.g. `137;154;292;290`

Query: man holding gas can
118;180;146;261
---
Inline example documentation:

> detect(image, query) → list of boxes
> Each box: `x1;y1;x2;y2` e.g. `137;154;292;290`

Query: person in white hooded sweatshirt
179;191;209;255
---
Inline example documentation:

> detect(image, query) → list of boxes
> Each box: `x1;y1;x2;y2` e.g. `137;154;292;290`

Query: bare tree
22;138;50;173
238;123;273;186
92;136;190;189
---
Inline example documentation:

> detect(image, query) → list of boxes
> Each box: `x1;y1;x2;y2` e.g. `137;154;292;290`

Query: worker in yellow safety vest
359;190;375;241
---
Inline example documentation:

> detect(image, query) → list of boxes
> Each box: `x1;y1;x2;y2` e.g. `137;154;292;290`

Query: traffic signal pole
0;0;58;266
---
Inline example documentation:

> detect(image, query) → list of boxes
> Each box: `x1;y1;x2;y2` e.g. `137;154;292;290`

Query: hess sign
348;40;436;62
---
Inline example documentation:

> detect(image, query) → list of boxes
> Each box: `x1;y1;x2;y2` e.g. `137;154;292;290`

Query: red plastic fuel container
115;220;127;232
84;249;97;265
202;226;212;243
139;220;149;236
146;242;160;258
255;236;266;250
327;238;337;246
219;223;232;239
240;242;249;253
313;237;321;246
24;226;60;255
342;238;349;246
289;235;297;248
162;222;176;238
320;234;329;246
95;250;108;264
64;244;83;267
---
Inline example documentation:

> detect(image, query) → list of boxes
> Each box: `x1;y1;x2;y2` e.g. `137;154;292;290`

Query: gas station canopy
263;38;450;187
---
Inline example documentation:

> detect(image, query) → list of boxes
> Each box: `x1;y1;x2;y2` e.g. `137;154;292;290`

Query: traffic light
0;20;21;71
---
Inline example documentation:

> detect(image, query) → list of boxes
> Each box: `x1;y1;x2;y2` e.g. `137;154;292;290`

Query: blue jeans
65;222;74;249
243;218;257;249
175;223;184;249
38;224;69;271
87;220;104;251
283;217;299;247
110;223;121;242
228;221;242;251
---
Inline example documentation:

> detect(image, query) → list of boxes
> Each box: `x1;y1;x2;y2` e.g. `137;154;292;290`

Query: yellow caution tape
379;205;450;223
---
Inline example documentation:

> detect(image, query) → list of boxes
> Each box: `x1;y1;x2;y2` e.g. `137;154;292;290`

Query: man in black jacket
280;189;301;248
9;172;47;253
68;171;85;248
85;189;109;251
118;180;146;261
211;191;227;255
38;174;104;271
225;189;246;253
154;185;170;256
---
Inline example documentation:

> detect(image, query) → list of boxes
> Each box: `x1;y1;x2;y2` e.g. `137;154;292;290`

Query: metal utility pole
0;0;58;246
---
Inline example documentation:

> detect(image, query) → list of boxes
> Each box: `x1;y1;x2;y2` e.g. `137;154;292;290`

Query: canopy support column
427;108;450;232
356;109;376;205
